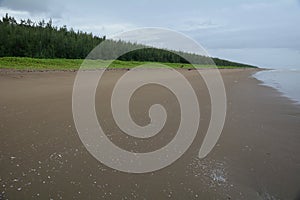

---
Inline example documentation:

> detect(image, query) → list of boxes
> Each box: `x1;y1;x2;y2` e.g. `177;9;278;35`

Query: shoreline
252;69;300;105
0;68;299;199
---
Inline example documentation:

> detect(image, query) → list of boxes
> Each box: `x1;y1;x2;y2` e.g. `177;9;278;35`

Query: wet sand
0;69;299;199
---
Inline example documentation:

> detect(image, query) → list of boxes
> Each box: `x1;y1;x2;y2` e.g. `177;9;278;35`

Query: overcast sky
1;0;300;69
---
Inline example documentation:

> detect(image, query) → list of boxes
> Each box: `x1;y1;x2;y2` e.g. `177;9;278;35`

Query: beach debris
211;168;226;183
186;157;232;195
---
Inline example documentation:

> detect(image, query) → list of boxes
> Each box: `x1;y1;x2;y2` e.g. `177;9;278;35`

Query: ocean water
253;69;300;104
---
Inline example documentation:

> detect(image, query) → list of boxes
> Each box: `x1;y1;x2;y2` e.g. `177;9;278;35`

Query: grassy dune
0;57;252;71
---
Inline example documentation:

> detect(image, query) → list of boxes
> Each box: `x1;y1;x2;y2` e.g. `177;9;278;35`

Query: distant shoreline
0;67;260;73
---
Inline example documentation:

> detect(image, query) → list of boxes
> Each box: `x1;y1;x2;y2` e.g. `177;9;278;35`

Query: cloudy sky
1;0;300;68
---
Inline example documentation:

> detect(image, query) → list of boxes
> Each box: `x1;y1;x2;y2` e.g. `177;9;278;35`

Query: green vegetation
0;14;257;69
0;57;83;70
0;14;105;59
0;57;246;70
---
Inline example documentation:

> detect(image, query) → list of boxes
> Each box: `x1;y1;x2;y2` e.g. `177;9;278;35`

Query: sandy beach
0;68;299;199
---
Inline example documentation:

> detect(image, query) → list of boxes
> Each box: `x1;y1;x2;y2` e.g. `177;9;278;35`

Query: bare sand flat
0;69;299;199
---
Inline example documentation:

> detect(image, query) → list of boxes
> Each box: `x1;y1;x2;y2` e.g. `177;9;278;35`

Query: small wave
253;69;300;104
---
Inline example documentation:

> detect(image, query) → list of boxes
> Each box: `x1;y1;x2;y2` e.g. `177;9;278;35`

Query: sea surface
253;69;300;104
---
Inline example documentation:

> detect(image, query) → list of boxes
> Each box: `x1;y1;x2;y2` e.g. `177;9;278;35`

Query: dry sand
0;68;299;199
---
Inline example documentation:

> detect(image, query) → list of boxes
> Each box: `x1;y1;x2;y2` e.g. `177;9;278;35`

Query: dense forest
0;14;256;67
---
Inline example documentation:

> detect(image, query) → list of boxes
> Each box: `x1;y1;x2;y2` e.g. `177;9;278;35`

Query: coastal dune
0;69;299;199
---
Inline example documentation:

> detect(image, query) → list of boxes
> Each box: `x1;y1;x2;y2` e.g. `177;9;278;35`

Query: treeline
0;14;256;68
0;14;105;58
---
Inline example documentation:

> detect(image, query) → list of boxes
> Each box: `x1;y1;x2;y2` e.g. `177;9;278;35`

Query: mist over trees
0;14;256;68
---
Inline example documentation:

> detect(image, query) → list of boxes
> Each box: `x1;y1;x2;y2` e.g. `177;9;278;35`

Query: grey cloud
0;0;48;12
0;0;63;17
189;26;300;50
